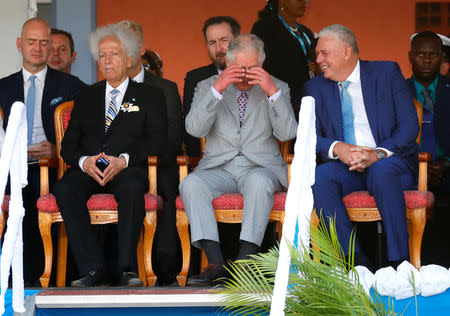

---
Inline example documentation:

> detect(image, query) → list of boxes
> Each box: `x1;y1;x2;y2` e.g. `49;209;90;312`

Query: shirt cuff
79;156;89;172
376;147;393;157
267;89;281;102
120;153;129;167
211;86;223;100
328;141;340;159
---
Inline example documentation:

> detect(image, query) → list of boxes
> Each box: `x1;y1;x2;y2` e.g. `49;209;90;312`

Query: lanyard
277;14;311;61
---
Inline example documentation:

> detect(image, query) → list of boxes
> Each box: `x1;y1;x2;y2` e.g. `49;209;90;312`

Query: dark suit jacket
0;67;86;144
143;70;182;158
407;74;450;158
61;79;167;168
304;60;419;168
182;63;218;155
252;14;314;120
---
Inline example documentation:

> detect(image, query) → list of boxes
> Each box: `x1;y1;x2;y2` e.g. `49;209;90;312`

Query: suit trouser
312;157;416;261
54;167;148;275
179;156;282;249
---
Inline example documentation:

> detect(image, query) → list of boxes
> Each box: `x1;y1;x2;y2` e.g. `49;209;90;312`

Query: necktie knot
421;88;434;112
30;75;36;83
340;80;350;90
110;88;119;100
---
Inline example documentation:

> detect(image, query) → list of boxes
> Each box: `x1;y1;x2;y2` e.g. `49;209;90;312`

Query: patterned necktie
421;88;434;113
105;89;120;133
26;75;36;144
237;90;248;127
339;81;356;144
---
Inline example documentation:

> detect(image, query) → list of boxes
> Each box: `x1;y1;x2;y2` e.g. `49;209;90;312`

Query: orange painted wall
97;0;416;95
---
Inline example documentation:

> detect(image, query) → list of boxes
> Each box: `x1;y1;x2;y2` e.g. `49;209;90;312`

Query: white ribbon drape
0;102;28;314
270;96;316;316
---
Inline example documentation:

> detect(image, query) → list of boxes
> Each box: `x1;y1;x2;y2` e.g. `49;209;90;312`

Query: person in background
407;31;450;193
141;50;163;78
117;19;183;285
48;28;77;74
252;0;314;120
183;16;241;156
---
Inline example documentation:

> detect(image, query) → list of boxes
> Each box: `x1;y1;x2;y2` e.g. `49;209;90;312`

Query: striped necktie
339;81;356;144
105;89;120;133
237;90;248;127
26;75;36;144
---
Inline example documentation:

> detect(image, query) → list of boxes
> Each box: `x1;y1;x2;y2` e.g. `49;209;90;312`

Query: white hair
226;34;266;65
87;23;139;61
319;24;359;55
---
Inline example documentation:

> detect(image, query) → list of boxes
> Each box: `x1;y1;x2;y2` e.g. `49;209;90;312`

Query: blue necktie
339;81;356;144
26;75;36;144
105;89;120;133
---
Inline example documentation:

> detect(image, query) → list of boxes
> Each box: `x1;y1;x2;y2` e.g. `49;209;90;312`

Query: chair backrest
54;101;74;180
413;98;423;145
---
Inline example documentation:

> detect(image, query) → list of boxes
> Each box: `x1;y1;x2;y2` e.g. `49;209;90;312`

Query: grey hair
226;34;266;65
319;24;359;55
87;23;139;61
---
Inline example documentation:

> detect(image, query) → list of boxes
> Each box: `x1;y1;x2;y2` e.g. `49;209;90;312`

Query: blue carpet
3;289;41;316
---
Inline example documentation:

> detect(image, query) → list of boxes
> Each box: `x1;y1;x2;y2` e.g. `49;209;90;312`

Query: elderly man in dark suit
407;31;450;193
183;16;241;156
0;17;85;285
54;24;167;287
117;19;182;284
305;24;419;267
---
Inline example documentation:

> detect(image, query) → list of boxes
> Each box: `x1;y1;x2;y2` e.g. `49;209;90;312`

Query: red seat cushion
176;192;287;211
37;193;162;214
343;190;434;209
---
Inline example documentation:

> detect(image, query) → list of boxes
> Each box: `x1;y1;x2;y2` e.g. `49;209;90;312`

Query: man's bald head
17;18;52;74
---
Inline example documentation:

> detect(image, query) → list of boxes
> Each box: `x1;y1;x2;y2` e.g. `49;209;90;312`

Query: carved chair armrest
39;157;58;196
147;156;159;195
418;152;431;192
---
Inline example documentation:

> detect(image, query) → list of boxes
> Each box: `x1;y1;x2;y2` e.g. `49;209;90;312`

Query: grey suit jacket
186;75;297;187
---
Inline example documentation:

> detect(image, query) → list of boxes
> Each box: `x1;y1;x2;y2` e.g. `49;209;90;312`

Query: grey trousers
179;156;282;248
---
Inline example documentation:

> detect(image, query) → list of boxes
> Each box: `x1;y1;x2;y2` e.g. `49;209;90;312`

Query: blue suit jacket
0;67;86;144
304;60;419;167
407;74;450;158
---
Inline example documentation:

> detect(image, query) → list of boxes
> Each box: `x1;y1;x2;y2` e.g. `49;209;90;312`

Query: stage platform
5;286;450;315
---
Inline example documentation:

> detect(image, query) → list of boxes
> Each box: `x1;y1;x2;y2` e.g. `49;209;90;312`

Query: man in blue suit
0;17;85;285
304;24;419;266
407;31;450;193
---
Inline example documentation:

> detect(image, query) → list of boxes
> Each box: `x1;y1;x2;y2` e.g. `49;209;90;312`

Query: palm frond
218;215;405;316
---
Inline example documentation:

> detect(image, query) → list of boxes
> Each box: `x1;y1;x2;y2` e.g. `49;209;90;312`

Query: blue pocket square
50;96;63;106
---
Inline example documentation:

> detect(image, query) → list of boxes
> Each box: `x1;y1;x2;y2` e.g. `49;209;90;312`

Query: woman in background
252;0;314;120
141;49;164;78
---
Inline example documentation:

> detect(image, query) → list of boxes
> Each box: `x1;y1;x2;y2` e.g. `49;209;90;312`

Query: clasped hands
83;152;126;186
212;65;279;97
333;142;381;172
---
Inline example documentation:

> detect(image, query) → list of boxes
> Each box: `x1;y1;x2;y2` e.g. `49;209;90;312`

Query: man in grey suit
180;34;297;286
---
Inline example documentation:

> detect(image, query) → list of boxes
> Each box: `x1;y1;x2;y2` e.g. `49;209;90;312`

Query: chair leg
310;209;321;263
176;211;191;287
200;250;208;271
38;211;53;287
137;229;148;286
56;223;68;287
407;207;426;270
143;211;157;286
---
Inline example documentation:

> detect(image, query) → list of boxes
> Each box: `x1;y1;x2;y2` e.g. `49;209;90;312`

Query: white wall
0;0;28;78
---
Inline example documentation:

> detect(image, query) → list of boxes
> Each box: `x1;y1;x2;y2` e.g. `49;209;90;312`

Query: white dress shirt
328;61;393;159
132;66;145;83
78;78;130;171
23;67;47;145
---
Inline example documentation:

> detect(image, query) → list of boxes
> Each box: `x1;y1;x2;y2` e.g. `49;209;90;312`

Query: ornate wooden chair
175;139;292;286
36;101;162;287
310;99;434;269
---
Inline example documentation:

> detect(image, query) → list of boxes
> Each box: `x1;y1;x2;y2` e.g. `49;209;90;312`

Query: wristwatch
375;149;387;160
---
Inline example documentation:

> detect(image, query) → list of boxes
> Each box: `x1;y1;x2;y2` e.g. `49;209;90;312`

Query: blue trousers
312;156;416;261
